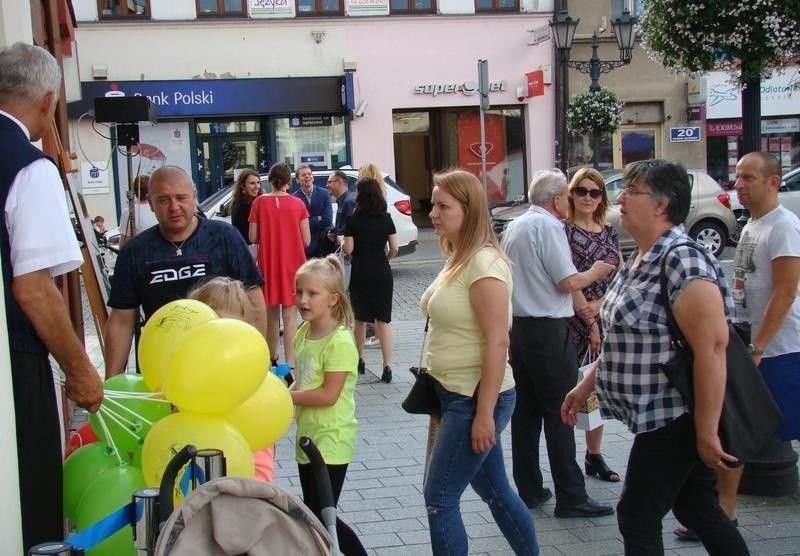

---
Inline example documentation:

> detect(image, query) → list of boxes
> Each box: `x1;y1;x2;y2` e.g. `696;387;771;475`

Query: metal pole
478;60;490;195
589;34;601;169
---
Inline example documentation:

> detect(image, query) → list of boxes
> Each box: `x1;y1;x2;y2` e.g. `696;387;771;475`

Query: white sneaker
365;336;381;349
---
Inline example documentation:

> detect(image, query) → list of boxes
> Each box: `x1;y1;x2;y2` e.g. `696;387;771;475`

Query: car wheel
689;221;726;257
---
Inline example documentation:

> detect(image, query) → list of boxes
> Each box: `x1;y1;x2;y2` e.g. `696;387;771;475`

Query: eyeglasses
619;186;652;198
572;186;604;199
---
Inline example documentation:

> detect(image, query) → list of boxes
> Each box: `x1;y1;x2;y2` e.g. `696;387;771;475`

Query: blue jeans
424;385;539;555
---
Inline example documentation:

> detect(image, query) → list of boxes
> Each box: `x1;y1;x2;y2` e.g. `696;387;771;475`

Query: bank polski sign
414;80;507;97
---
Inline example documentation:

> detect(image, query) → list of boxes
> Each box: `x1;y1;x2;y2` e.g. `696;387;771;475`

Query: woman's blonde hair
567;167;610;226
295;255;354;328
433;169;510;285
357;163;387;197
188;277;254;324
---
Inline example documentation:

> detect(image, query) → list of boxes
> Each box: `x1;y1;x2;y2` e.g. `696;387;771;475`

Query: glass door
196;120;264;201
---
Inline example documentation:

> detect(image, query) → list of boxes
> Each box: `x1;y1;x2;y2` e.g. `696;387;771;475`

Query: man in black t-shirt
104;166;265;377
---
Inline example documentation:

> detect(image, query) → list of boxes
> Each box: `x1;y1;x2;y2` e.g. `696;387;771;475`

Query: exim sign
414;80;507;97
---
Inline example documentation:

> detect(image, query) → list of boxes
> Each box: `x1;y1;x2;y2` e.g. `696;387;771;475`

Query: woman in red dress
249;163;310;370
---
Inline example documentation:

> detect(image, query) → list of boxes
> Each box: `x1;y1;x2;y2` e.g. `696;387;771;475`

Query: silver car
491;169;737;257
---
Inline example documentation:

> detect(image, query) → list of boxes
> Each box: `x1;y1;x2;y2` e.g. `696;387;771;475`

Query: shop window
296;0;344;16
98;0;150;17
474;0;519;13
275;116;348;169
196;0;247;16
390;0;436;14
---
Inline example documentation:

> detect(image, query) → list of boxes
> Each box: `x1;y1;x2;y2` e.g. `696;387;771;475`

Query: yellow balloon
141;412;255;490
138;299;217;391
163;319;269;414
221;373;293;451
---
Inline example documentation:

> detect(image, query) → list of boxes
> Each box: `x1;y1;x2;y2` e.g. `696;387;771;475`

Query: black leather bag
402;367;441;416
659;243;783;465
402;318;441;416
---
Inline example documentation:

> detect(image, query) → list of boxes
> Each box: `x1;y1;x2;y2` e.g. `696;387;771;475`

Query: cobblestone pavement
77;229;800;555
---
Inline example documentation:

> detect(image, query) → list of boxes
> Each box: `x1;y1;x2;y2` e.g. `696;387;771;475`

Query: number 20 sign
670;127;701;142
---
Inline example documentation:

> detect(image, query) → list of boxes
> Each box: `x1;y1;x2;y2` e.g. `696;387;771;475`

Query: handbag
402;317;441;416
658;242;783;465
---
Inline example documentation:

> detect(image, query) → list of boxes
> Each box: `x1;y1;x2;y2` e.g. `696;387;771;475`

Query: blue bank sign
68;75;354;118
669;126;702;143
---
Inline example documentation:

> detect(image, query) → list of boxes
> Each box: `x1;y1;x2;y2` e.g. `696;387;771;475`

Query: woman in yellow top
420;169;539;555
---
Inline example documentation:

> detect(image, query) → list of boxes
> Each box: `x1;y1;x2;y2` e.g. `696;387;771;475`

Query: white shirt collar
0;109;31;140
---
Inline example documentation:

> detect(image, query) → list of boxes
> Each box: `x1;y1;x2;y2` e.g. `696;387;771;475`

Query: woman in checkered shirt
560;160;749;555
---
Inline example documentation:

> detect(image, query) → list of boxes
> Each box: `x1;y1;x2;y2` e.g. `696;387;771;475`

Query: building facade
69;0;559;226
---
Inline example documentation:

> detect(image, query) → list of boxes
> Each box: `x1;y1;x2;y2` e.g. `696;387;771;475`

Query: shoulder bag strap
659;242;721;348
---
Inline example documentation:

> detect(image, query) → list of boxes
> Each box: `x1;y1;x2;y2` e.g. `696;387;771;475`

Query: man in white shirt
501;169;615;517
0;42;104;550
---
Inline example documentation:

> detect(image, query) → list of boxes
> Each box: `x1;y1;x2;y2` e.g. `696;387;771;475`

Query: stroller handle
298;437;335;512
159;444;197;521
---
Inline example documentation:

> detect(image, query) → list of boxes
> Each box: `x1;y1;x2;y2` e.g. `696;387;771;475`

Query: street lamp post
550;10;637;170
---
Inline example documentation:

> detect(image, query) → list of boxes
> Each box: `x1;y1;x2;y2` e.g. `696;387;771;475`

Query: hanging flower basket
567;89;624;135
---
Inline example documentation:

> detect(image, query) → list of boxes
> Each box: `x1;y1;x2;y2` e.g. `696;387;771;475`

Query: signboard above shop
705;67;800;119
68;76;354;119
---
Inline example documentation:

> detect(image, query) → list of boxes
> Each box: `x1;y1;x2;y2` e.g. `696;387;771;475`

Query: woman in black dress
343;178;398;383
230;169;263;244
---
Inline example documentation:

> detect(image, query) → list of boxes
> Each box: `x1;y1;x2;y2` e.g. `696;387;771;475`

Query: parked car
491;168;737;258
200;168;419;256
726;166;800;245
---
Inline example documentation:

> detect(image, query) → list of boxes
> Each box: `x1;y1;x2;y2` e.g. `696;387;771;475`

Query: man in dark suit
293;164;332;258
0;42;104;551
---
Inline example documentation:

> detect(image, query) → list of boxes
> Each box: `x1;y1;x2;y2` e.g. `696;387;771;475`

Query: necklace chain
170;238;188;256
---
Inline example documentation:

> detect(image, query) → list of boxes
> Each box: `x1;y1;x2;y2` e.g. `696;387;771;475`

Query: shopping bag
576;350;603;431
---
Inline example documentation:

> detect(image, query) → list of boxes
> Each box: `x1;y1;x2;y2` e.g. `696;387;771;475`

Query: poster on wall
114;123;192;200
80;161;110;195
456;112;508;204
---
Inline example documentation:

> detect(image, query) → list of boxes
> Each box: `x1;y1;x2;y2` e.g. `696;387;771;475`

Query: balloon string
103;396;156;427
104;389;170;401
104;393;172;404
93;411;125;466
99;405;145;438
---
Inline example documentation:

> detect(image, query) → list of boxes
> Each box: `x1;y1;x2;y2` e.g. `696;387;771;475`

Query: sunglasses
572;186;604;199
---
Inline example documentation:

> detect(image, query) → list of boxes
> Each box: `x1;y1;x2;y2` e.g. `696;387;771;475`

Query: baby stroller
151;438;339;555
39;438;341;555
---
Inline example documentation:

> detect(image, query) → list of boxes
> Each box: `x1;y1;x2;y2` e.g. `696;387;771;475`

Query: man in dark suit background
293;164;332;258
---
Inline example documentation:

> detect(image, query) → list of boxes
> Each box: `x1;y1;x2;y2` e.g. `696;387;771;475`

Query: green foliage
639;0;800;84
566;89;624;135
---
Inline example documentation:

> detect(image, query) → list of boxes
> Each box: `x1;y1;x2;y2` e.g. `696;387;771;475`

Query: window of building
196;0;247;16
98;0;150;17
390;0;436;14
610;0;643;19
296;0;344;16
275;116;348;168
474;0;519;13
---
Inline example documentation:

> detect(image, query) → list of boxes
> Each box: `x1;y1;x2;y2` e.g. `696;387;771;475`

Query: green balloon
63;443;120;523
90;373;172;467
75;466;145;556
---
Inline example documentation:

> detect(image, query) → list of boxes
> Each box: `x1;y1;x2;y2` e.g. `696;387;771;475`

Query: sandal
584;451;620;482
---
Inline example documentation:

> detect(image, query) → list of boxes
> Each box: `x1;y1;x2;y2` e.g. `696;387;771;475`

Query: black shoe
381;365;392;383
675;518;737;542
525;488;553;509
358;358;365;375
554;498;614;518
585;451;620;482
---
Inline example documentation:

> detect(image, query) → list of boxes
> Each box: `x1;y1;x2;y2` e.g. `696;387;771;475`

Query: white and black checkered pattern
596;226;734;434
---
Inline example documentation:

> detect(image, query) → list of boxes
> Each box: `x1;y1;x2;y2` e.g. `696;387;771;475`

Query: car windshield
199;185;233;212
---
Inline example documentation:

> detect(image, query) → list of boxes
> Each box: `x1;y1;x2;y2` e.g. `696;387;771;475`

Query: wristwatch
747;343;764;356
